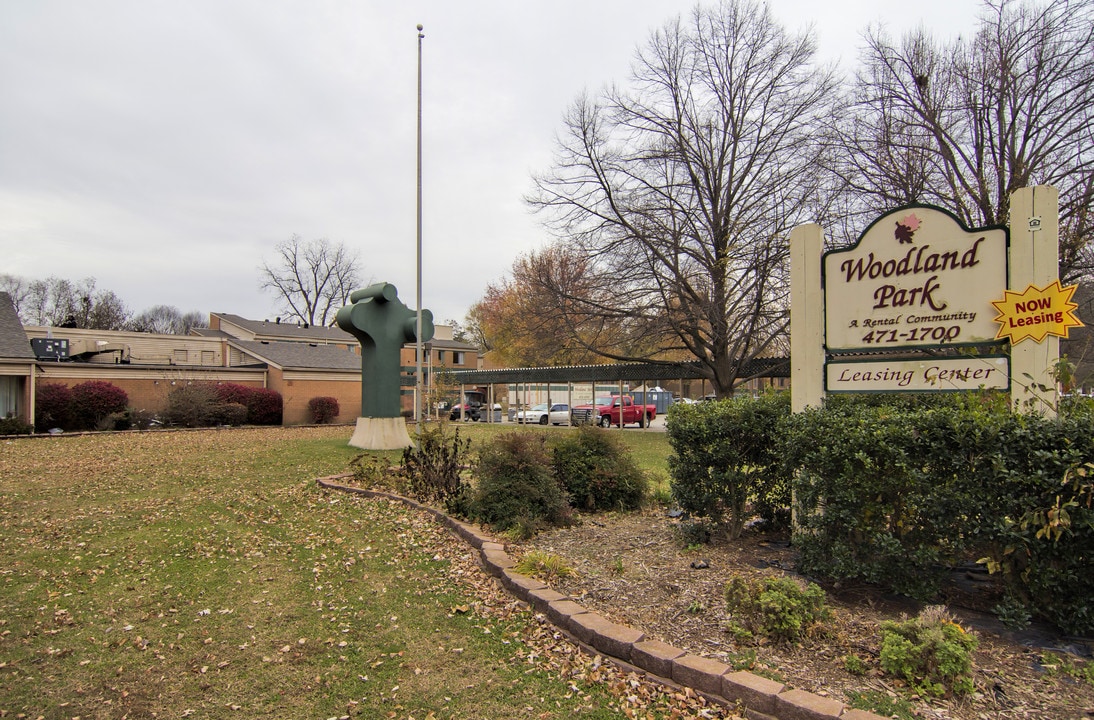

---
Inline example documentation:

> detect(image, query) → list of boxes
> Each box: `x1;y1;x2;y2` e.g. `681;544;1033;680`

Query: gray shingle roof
0;293;34;360
211;312;480;352
230;340;361;371
214;313;356;343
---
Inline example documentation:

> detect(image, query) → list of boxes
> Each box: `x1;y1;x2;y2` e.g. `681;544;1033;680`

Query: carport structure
449;357;789;424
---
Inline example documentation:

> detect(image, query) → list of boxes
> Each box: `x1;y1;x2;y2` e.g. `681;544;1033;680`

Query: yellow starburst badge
992;280;1083;344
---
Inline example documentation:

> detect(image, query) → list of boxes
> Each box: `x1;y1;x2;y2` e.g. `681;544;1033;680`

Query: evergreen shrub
782;394;1094;634
551;425;647;511
724;575;830;643
0;416;33;435
211;402;249;426
471;431;570;538
879;606;978;697
666;392;790;539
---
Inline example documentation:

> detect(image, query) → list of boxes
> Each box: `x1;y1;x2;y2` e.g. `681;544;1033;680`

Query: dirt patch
515;508;1094;719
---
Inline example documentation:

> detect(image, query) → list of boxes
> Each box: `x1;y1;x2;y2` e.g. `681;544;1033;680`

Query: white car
515;403;570;425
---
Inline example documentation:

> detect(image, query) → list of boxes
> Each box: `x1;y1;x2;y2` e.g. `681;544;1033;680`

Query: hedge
665;392;791;539
666;392;1094;635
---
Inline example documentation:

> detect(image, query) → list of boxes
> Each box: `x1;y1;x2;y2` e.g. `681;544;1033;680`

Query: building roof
208;311;482;355
230;340;362;371
0;293;35;360
212;313;356;343
209;312;478;351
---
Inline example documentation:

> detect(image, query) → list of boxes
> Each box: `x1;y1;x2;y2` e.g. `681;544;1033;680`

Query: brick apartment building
2;294;480;428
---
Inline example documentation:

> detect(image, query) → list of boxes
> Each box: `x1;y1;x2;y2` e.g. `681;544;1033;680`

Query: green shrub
675;520;713;547
69;380;129;431
401;424;472;514
992;594;1032;630
782;402;969;599
306;396;340;424
724;575;830;643
96;411;129;431
0;415;33;435
551;425;647;512
471;431;571;538
843;653;869;676
667;393;790;540
784;396;1094;633
984;457;1094;634
879;606;978;697
35;382;72;430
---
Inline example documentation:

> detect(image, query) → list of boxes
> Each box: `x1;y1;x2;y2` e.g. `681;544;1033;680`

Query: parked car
515;403;570;425
570;395;656;428
448;389;487;421
449;403;481;421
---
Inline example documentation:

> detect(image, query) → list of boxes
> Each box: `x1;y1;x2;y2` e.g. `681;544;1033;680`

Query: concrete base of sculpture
347;416;413;450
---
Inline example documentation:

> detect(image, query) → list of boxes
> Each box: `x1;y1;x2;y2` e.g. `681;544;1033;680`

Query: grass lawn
0;424;705;720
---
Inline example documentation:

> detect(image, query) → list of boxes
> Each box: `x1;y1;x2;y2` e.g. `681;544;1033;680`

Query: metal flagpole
415;23;425;429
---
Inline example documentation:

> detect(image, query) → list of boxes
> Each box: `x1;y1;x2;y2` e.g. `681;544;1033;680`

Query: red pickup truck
570;395;657;428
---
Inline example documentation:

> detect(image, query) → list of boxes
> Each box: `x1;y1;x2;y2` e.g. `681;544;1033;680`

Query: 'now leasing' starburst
991;280;1082;344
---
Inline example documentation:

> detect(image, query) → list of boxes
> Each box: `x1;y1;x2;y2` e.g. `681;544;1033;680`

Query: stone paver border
317;474;885;720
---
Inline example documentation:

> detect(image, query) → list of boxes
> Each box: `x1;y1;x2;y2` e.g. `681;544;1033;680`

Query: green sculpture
336;282;434;419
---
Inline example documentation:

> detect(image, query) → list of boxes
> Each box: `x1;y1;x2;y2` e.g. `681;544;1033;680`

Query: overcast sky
0;0;982;327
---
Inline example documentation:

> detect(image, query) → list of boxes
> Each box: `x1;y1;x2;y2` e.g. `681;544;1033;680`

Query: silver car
515;403;570;425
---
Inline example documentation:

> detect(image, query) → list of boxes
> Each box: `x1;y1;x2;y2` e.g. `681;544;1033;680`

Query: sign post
790;223;825;412
1008;186;1062;415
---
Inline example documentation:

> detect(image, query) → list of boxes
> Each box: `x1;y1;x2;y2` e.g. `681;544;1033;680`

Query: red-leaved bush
211;383;282;425
306;396;340;424
247;388;283;425
35;383;73;430
214;383;255;407
70;380;129;430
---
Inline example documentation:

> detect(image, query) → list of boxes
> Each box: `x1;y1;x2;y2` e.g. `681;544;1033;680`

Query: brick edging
316;474;885;720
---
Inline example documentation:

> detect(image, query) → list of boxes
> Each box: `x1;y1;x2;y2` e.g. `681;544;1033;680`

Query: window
0;376;20;418
173;349;187;363
453;352;464;365
436;350;445;364
201;350;215;365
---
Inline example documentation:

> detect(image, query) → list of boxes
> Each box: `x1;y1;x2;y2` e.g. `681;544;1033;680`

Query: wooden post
790;224;825;413
1010;186;1060;416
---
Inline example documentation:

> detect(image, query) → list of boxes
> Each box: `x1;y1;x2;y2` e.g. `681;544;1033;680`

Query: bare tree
259;235;363;326
834;0;1094;279
17;276;130;330
129;305;208;335
0;274;29;318
528;0;837;396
